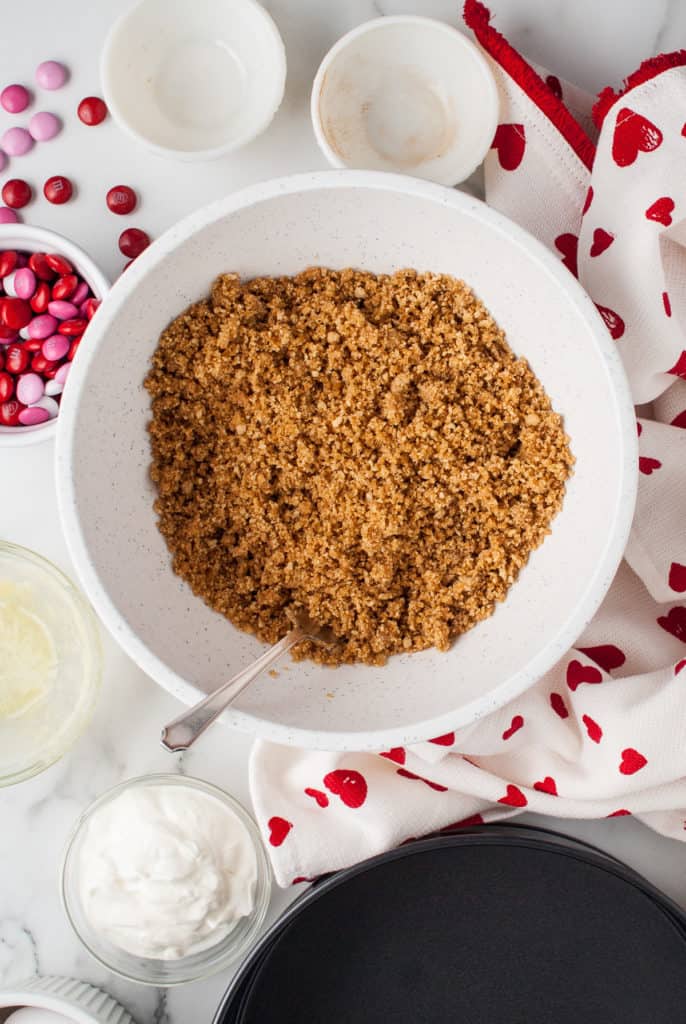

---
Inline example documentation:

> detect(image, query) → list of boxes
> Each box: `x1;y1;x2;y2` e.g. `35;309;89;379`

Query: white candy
30;395;59;419
19;325;31;340
44;379;63;397
3;270;17;297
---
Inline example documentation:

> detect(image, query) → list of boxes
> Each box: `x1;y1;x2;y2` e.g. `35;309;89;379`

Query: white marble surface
2;1;686;1021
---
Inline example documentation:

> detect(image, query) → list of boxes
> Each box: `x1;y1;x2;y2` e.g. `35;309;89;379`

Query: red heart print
669;563;686;593
675;658;686;674
491;123;526;170
595;303;625;340
268;816;292;847
323;769;368;808
554;233;578;277
577;644;626;673
550;692;569;719
608;809;631;817
582;186;594;215
566;659;603;691
582;714;603;743
502;715;524;740
672;409;686;428
545;74;562;99
658;606;686;643
396;768;448;792
444;813;485;829
663;291;672;317
380;747;406;765
533;776;557;796
619;748;647;775
645;196;674;226
304;787;329;808
668;351;686;379
639;456;662;475
590;228;615;257
612;107;663;166
429;732;455;746
498;784;528;807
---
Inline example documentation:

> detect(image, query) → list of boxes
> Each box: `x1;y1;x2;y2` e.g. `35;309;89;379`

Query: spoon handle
160;628;304;752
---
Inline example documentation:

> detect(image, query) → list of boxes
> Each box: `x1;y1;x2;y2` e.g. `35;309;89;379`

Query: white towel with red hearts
250;1;686;887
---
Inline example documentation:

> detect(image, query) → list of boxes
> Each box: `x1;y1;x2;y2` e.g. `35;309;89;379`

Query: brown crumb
145;268;573;667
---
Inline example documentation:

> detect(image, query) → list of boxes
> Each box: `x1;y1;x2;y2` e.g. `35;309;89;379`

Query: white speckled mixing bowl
55;171;637;751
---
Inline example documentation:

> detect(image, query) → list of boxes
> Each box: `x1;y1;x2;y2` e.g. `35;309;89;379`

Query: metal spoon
160;613;338;752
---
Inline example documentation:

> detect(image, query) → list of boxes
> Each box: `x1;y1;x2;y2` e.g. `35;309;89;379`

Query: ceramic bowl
0;225;109;447
101;0;287;161
0;975;137;1023
55;171;637;751
311;17;499;185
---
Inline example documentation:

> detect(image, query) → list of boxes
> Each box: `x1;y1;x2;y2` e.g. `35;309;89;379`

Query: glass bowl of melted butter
0;541;102;786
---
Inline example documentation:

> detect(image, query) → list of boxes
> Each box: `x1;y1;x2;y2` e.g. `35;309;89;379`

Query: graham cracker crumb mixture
145;268;573;667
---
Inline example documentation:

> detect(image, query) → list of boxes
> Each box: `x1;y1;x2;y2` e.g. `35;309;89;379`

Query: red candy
45;253;73;275
106;185;137;215
0;324;17;340
0;349;3;370
58;317;87;336
77;96;107;126
22;337;43;352
29;252;56;281
4;343;29;374
0;251;17;277
31;353;58;375
52;274;78;300
82;298;99;319
30;281;51;312
118;228;150;258
0;372;13;402
0;399;25;426
1;297;32;330
44;176;73;205
68;337;80;361
2;179;32;209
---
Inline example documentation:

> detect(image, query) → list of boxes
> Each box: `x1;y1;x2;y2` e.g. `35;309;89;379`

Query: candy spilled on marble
0;249;99;428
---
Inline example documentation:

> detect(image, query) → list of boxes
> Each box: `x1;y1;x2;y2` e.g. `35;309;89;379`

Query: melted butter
0;579;56;720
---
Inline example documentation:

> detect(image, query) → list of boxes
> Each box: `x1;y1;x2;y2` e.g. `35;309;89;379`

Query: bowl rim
0;223;110;448
100;0;287;162
60;772;272;986
55;169;638;751
310;16;500;186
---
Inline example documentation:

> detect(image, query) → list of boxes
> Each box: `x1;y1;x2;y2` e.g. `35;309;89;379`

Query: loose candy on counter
106;185;137;215
1;84;31;113
43;175;73;205
1;127;33;156
77;96;107;126
28;112;61;141
0;207;19;224
2;179;32;209
118;228;150;258
35;61;68;90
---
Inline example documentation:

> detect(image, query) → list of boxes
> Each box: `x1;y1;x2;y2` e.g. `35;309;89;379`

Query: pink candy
1;84;30;114
35;61;68;91
16;372;44;405
42;334;69;361
13;268;36;300
26;314;57;340
28;112;61;142
1;127;33;157
54;361;71;386
71;280;89;306
0;207;19;224
18;405;49;426
47;300;77;320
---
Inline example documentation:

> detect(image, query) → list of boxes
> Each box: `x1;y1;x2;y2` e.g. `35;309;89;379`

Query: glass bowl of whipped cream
0;541;102;787
61;774;273;985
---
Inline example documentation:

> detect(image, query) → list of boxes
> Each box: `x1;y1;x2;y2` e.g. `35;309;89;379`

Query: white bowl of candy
0;225;109;446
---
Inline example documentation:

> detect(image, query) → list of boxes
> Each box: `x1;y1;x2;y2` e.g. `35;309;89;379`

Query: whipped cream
77;783;258;960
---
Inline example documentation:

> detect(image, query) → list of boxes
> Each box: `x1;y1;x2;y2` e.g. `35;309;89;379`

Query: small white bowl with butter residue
0;541;101;787
61;774;272;985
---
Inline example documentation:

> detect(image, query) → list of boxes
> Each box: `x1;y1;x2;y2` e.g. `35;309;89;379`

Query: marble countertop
2;1;686;1021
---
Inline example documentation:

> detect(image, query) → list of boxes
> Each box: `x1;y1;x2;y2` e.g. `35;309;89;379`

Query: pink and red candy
0;247;99;428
